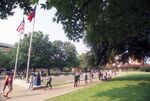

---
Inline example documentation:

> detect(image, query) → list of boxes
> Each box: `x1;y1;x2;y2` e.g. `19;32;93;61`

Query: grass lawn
45;72;150;101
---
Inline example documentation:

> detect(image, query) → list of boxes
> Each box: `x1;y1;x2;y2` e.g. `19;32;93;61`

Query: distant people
2;72;10;93
84;71;88;84
74;72;78;87
21;72;26;80
29;73;34;89
46;75;52;90
37;72;41;86
98;70;103;80
103;71;111;80
3;72;13;98
39;70;43;77
89;70;94;83
77;68;81;86
74;68;80;87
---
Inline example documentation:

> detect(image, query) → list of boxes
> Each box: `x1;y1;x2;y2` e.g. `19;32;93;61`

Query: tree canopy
0;50;12;69
42;0;150;66
9;31;79;71
1;0;150;66
0;0;39;19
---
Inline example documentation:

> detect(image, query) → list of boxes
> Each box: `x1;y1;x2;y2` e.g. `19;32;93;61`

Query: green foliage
43;0;150;66
0;0;39;19
53;40;79;70
9;31;79;71
140;66;150;72
30;32;53;69
0;50;12;68
1;0;150;66
78;53;88;68
79;52;95;69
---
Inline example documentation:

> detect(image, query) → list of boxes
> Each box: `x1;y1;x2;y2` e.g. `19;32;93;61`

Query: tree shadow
94;82;150;101
111;74;150;81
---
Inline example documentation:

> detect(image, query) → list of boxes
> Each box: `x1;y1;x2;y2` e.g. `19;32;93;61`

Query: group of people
74;68;94;87
98;69;117;80
1;68;117;99
83;70;94;84
2;71;52;99
74;69;117;87
28;72;52;90
2;72;13;98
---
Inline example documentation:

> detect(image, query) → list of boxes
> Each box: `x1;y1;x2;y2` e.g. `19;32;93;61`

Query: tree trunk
33;67;36;73
47;68;50;76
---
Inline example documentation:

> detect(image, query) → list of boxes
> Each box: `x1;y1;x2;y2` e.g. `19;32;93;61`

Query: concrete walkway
0;72;124;101
0;78;100;101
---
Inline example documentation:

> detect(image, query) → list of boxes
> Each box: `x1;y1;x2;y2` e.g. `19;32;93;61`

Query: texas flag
27;5;37;22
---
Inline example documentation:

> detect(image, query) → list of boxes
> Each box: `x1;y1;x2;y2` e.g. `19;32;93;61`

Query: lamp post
115;50;128;72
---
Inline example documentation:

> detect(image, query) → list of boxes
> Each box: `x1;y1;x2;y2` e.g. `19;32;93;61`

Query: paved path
0;79;100;101
0;72;124;101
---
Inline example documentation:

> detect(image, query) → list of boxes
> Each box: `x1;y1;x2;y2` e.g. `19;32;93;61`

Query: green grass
45;72;150;101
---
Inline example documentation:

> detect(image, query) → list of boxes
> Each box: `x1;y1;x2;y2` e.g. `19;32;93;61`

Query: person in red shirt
2;72;9;93
3;72;13;98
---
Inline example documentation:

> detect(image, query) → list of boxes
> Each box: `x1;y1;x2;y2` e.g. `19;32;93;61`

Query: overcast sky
0;4;89;54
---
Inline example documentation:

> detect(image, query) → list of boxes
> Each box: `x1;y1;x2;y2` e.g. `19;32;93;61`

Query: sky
0;4;89;55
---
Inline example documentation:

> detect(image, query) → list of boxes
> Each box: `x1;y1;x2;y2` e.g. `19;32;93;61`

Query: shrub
140;66;150;72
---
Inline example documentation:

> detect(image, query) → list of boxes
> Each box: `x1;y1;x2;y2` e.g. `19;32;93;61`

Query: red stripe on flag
16;18;25;34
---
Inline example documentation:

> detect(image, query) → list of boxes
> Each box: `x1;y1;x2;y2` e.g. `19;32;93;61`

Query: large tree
1;0;150;66
0;0;39;19
10;31;79;72
42;0;150;66
53;40;79;71
10;31;54;71
79;52;95;70
0;50;12;69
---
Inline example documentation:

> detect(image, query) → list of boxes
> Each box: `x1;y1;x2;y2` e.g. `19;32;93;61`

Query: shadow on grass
94;81;150;101
111;74;150;81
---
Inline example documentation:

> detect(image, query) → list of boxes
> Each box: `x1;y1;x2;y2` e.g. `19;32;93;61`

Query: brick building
0;42;14;53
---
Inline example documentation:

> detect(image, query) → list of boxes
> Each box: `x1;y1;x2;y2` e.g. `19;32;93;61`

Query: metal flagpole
14;17;25;80
26;5;37;82
14;34;21;80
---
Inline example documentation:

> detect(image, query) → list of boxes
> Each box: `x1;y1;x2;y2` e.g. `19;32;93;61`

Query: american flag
16;18;25;34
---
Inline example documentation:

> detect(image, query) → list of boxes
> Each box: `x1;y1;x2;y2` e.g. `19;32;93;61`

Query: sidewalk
0;72;125;101
0;78;100;101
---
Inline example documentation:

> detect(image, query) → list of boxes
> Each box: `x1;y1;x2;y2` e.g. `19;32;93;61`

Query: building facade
0;42;14;53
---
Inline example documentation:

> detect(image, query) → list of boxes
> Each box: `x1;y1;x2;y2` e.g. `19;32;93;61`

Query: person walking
2;72;9;93
74;68;80;87
84;71;88;84
3;72;13;98
29;73;34;89
89;70;94;83
46;75;52;90
98;70;103;80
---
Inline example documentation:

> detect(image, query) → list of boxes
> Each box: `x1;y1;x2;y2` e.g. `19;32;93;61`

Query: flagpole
14;34;21;80
26;6;37;82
